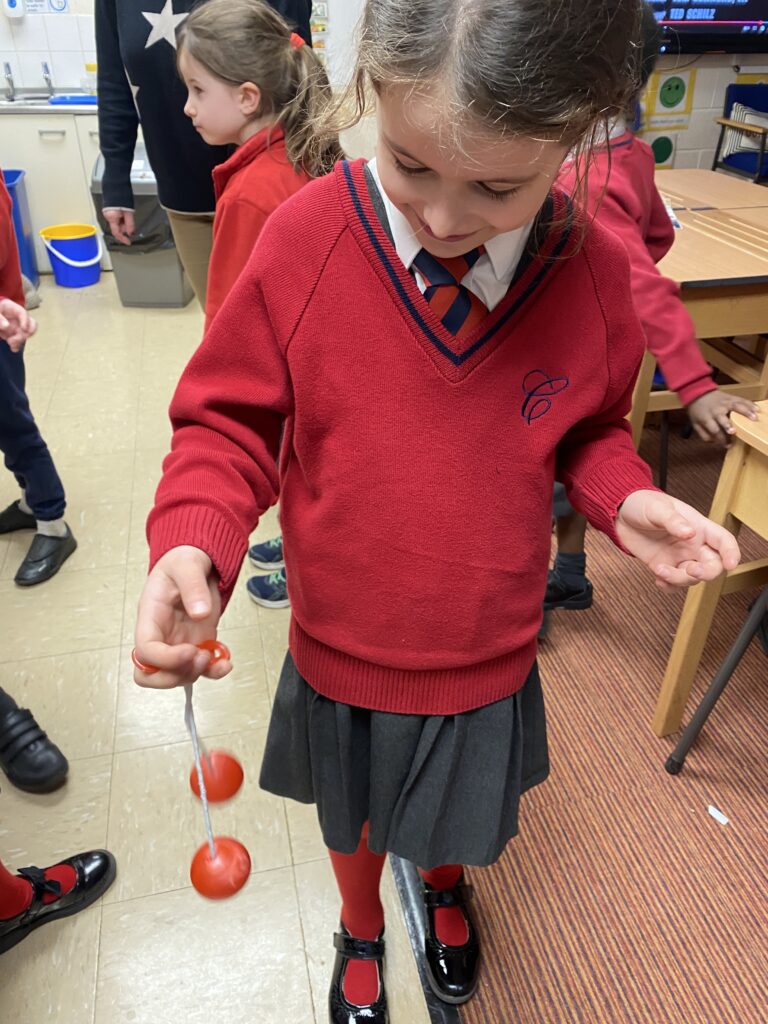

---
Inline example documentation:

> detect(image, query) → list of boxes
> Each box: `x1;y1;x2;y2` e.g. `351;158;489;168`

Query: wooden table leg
652;574;728;736
629;351;656;450
651;439;746;736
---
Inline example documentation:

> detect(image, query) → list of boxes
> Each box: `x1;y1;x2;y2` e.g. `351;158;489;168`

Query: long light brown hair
310;0;647;221
177;0;343;177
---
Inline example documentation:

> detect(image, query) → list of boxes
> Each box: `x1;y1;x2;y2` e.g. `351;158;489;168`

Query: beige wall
641;52;768;169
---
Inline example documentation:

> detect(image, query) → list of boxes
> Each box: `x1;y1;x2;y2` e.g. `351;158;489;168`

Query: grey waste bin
91;145;194;309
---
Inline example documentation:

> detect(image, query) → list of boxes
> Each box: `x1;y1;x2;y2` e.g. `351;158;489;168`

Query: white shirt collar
367;158;533;287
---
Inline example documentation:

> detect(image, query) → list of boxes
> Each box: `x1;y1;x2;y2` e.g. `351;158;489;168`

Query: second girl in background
177;0;343;608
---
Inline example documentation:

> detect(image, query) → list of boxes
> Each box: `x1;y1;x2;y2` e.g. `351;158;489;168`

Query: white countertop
0;98;97;114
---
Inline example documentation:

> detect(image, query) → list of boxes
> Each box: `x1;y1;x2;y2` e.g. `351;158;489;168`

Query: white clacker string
184;684;216;860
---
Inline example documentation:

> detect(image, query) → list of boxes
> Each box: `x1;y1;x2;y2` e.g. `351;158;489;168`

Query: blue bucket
3;169;39;288
39;223;102;288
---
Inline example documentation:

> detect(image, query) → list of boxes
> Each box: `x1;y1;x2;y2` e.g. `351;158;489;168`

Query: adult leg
165;210;214;312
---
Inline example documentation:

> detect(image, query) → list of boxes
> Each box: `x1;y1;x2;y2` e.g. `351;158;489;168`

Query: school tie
411;246;488;338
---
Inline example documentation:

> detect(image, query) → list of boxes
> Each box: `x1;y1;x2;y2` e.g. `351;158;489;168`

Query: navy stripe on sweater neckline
341;161;573;367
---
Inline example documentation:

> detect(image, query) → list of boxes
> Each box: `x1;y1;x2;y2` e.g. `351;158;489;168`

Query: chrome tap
3;62;15;102
41;60;53;97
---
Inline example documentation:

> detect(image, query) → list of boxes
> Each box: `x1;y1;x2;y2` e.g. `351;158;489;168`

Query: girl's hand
0;299;37;351
133;545;232;689
103;208;135;245
687;390;758;446
616;490;740;592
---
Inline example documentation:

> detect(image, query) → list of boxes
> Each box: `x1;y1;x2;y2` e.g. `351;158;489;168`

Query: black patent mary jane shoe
0;849;116;955
422;879;481;1004
329;924;388;1024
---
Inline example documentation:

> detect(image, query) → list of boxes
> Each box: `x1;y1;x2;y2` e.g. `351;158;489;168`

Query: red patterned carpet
462;418;768;1024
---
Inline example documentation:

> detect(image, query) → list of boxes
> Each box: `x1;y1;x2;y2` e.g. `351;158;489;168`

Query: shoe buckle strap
17;866;62;900
333;932;385;961
423;883;474;909
0;710;46;759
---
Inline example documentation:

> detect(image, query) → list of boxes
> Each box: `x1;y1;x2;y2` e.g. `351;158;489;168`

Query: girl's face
376;86;569;259
179;49;258;146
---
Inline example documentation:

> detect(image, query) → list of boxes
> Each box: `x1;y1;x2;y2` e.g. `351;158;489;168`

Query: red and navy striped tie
411;246;487;338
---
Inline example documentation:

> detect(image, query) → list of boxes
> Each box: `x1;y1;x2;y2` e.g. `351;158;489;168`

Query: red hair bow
290;31;305;48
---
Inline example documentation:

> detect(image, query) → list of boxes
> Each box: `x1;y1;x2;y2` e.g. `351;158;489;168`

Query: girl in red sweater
176;0;342;609
135;2;743;1020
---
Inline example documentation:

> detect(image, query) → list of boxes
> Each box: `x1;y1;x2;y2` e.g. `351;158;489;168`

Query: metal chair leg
665;588;768;775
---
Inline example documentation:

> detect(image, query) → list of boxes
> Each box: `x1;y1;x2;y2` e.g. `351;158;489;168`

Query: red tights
0;855;76;920
328;825;467;1007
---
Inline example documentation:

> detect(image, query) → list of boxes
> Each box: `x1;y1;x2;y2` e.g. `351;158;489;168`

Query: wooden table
628;203;768;445
655;168;768;211
653;401;768;736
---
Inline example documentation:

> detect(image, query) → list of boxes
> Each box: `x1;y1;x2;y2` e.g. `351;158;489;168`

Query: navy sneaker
246;569;290;608
248;536;285;570
543;570;593;611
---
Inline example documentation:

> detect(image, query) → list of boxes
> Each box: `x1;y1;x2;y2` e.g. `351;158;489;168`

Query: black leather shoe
422;879;480;1004
0;500;36;534
329;924;388;1023
14;526;77;586
0;705;69;793
543;570;593;611
0;850;116;954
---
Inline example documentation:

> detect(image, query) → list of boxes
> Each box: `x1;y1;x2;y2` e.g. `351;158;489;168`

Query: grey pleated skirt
259;653;549;869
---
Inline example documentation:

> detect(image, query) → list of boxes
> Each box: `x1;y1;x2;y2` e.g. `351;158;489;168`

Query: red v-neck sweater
205;126;310;329
558;132;715;407
149;159;654;715
0;173;25;306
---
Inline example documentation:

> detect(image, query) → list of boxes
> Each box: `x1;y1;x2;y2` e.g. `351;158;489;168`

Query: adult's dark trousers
0;342;65;521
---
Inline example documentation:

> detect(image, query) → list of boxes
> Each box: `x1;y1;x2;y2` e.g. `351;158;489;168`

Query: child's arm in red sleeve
148;257;292;605
595;177;715;408
644;183;676;265
625;232;716;407
204;197;271;330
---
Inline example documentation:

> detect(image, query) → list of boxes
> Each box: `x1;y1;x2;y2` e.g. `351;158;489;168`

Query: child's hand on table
133;545;231;688
687;390;758;446
0;299;36;351
616;491;740;593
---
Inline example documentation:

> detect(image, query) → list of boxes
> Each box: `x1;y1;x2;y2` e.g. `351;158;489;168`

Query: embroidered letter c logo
521;370;570;423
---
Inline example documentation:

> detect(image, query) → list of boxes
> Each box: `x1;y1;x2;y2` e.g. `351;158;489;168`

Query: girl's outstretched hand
615;490;740;592
133;545;231;688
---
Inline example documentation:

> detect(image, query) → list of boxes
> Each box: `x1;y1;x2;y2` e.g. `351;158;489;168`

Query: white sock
37;518;68;538
18;496;33;515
